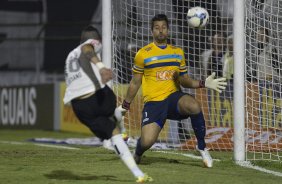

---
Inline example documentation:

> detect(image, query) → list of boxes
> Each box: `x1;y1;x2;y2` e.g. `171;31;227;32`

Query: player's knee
181;99;201;115
179;95;201;115
189;100;201;114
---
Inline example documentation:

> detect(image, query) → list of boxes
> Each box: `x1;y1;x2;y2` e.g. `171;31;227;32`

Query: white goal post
233;0;245;162
107;0;282;163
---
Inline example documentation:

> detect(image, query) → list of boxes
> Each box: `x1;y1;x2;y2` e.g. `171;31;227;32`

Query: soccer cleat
196;146;213;168
136;174;153;183
121;132;129;142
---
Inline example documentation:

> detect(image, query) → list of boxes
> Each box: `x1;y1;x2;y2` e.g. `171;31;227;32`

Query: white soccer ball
187;7;209;28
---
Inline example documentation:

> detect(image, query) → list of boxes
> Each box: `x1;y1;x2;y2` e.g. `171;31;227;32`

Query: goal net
112;0;282;162
245;0;282;162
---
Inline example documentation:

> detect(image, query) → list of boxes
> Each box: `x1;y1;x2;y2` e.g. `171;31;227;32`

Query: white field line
155;150;282;177
154;150;220;161
33;143;80;150
0;140;80;150
236;161;282;177
0;140;26;145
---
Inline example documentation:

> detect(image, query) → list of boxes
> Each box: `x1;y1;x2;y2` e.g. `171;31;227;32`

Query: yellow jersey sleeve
179;49;187;76
132;50;144;74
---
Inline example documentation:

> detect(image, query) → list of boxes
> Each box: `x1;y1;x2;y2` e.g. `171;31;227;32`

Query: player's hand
205;72;227;93
99;68;113;84
116;105;128;118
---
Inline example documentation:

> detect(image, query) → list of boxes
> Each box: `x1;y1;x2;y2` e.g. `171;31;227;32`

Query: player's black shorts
71;85;116;140
141;91;190;128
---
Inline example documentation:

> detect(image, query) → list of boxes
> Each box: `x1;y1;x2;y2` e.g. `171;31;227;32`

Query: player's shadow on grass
140;155;187;165
44;170;131;182
140;155;202;167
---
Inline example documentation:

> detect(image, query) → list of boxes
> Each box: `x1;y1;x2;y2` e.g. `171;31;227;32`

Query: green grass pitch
0;129;281;184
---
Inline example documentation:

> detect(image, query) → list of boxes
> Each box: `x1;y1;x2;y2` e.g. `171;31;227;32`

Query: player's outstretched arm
177;73;202;88
177;72;227;93
117;73;143;115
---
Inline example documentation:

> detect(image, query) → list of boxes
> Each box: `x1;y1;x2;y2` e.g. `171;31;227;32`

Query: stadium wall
0;84;58;130
59;82;92;134
0;83;92;134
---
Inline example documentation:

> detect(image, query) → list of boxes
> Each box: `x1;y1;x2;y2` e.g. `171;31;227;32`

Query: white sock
111;134;144;178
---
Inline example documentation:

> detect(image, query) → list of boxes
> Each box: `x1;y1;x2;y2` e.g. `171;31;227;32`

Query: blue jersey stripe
145;62;180;69
144;54;182;64
180;71;187;76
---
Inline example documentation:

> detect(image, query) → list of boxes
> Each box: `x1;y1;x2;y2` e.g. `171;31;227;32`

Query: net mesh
112;0;282;162
245;0;282;162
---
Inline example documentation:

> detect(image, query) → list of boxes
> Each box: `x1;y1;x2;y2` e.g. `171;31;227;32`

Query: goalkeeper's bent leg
134;122;162;163
111;134;144;178
190;111;206;150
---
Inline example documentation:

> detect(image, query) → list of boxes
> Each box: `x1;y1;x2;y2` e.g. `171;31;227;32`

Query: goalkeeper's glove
204;72;227;93
116;100;130;118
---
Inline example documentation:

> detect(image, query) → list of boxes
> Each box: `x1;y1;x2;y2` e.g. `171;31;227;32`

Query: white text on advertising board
0;87;37;125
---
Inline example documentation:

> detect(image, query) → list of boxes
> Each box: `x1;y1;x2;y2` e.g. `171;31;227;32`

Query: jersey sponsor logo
156;70;175;81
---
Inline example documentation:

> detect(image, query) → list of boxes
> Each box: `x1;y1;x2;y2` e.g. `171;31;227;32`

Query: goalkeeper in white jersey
63;25;152;183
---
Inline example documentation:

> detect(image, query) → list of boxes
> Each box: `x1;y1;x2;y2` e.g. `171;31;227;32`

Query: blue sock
135;138;144;156
190;112;206;150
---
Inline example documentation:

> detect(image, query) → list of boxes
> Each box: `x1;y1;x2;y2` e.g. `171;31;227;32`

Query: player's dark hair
80;25;101;43
151;14;169;30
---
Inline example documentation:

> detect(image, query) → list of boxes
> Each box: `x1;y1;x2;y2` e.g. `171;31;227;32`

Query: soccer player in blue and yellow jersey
118;14;227;168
